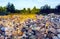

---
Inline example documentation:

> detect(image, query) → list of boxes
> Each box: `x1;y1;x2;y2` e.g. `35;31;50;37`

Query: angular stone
53;36;59;39
57;34;60;39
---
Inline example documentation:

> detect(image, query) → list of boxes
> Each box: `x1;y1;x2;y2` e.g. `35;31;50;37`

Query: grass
0;13;44;22
0;14;36;22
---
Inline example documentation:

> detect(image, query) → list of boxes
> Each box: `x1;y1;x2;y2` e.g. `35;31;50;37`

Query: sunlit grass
0;14;37;22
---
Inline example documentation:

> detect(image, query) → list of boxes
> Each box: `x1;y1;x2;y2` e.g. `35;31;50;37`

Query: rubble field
0;13;60;39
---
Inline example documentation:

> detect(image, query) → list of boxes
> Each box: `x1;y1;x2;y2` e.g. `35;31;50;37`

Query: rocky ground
0;13;60;39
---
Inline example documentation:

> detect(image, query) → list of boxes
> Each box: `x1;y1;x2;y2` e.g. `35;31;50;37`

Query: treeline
38;4;60;15
0;2;60;15
0;2;39;15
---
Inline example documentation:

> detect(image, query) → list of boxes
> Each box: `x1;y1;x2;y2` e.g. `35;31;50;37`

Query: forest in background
0;2;60;15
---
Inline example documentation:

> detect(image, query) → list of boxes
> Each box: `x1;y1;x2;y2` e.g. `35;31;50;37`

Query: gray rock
57;29;60;33
48;28;57;34
53;36;59;39
29;35;36;39
57;34;60;39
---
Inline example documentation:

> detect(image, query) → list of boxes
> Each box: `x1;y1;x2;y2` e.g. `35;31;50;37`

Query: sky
0;0;60;9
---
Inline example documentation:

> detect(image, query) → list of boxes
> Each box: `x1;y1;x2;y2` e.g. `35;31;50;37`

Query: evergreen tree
6;2;15;13
56;4;60;14
10;4;15;13
40;4;51;14
31;6;37;13
27;8;31;13
6;2;11;12
23;8;26;13
32;6;39;14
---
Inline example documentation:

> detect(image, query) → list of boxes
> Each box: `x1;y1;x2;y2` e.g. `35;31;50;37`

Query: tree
0;6;3;12
2;7;7;12
20;8;26;14
40;4;51;14
32;6;36;10
56;4;60;9
31;6;39;14
56;4;60;13
15;9;21;13
10;4;15;13
41;5;50;10
27;8;31;13
0;6;7;15
23;8;26;13
31;6;36;14
6;2;15;13
6;2;11;12
0;6;6;12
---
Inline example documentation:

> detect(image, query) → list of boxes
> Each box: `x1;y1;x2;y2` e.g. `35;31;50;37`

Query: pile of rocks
0;14;60;39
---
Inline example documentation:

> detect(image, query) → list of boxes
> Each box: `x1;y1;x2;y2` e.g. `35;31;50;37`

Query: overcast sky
0;0;60;9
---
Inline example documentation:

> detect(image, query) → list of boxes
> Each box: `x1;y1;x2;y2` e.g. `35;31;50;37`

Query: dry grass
0;14;37;22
